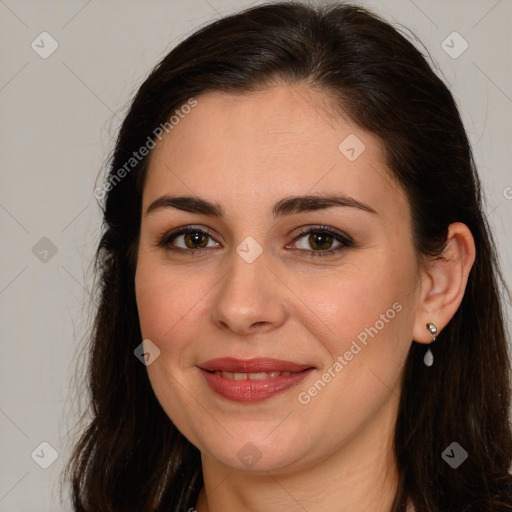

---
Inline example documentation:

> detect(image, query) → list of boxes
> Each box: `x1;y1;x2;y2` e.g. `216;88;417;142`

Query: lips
198;357;315;403
198;357;313;373
212;370;294;380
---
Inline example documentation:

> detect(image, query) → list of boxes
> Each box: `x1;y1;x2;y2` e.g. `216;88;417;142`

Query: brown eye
294;231;342;252
307;232;335;251
290;226;354;258
182;231;209;249
161;227;220;252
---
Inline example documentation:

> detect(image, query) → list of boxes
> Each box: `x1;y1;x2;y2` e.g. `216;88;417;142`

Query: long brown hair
64;2;512;510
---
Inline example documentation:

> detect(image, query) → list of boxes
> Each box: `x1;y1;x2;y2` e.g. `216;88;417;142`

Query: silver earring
423;322;437;367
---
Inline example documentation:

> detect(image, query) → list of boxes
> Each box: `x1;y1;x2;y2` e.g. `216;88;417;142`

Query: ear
412;222;476;344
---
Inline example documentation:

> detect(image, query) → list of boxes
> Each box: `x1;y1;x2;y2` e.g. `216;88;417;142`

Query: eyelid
287;225;354;257
158;224;354;256
290;224;353;245
158;225;221;251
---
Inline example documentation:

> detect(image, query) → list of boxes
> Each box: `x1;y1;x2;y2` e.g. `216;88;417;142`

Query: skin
135;84;475;512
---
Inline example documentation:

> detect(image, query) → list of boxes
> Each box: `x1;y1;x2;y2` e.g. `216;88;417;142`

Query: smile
212;370;294;379
198;358;315;402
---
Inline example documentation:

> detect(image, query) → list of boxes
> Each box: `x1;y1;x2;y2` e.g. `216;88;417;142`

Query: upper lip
198;357;314;373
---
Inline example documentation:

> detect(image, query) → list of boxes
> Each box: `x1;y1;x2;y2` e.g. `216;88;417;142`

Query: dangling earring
423;322;438;367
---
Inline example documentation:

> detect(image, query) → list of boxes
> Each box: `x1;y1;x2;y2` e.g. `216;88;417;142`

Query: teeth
248;372;268;380
213;370;295;379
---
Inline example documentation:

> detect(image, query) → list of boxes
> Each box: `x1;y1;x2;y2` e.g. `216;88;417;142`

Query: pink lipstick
198;357;314;402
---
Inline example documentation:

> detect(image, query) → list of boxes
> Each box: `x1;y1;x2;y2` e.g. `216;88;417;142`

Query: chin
196;428;316;473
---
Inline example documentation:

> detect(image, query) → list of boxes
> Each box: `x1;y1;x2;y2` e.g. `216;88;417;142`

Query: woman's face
135;84;424;473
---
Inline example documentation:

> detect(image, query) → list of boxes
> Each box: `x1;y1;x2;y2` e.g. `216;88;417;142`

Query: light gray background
0;0;511;510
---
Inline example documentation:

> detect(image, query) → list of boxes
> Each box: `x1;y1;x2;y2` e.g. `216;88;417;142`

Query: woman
65;2;512;511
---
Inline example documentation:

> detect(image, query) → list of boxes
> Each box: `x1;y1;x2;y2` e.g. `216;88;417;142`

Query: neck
195;395;400;512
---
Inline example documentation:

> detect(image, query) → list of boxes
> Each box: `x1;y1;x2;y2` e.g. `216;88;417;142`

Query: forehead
143;84;408;221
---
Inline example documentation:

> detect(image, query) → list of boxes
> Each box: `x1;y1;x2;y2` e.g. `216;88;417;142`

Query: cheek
135;257;199;341
135;259;205;437
135;267;171;340
293;262;417;436
300;250;419;394
134;256;217;381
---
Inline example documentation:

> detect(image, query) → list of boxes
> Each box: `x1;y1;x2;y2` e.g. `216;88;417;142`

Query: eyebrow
145;193;378;218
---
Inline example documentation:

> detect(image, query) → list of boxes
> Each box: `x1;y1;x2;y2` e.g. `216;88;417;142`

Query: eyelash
158;224;354;258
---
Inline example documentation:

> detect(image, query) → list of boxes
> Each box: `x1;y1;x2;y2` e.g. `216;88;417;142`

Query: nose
210;246;288;335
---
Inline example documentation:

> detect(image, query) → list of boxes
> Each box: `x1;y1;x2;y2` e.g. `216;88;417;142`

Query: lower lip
199;368;314;403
